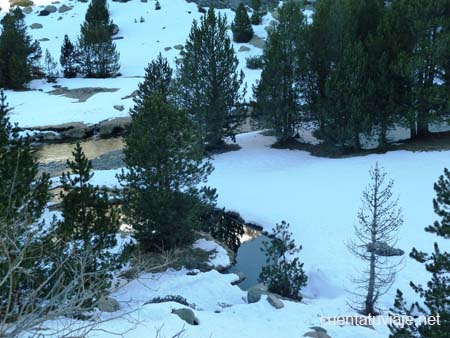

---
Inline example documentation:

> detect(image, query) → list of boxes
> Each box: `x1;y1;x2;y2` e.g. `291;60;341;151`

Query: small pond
228;233;271;290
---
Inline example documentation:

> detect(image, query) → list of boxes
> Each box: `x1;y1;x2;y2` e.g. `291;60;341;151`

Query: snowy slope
1;0;267;127
80;131;449;338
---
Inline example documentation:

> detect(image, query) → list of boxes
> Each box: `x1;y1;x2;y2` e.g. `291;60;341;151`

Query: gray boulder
61;124;90;139
172;308;199;325
58;4;72;13
238;46;251;52
304;332;332;338
111;24;119;36
247;283;266;303
98;117;131;138
38;10;50;16
231;271;246;285
267;294;284;309
30;23;43;29
22;7;33;14
367;241;404;257
97;296;120;312
44;5;57;13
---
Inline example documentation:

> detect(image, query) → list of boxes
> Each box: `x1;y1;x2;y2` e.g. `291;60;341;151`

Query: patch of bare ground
48;86;120;102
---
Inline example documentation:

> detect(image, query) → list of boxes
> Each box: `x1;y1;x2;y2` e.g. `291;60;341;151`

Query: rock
247;283;266;303
38;131;63;142
141;0;148;2
78;0;88;2
22;7;33;14
97;296;120;313
309;327;327;333
238;46;251;52
267;294;284;309
164;47;172;51
303;332;332;338
172;308;199;325
231;272;246;285
249;35;265;49
111;24;119;36
367;241;404;257
99;117;131;138
30;23;43;29
38;10;50;16
39;38;50;42
44;5;57;13
58;4;72;13
173;44;184;50
113;105;124;112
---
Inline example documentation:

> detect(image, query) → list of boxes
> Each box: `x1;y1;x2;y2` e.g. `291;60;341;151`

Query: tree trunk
416;110;429;137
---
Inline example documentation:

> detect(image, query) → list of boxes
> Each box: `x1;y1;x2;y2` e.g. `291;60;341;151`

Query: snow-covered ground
1;0;267;127
75;131;448;338
1;1;447;337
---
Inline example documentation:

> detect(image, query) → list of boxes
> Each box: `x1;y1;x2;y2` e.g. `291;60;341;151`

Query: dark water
229;235;270;290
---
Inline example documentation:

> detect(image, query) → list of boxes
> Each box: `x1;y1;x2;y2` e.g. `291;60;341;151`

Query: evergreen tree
348;163;403;316
44;49;58;83
231;3;254;43
0;91;51;320
57;143;119;292
77;0;120;78
0;91;49;222
0;7;42;89
250;0;263;25
390;168;450;337
259;221;307;300
85;0;112;28
120;55;216;251
393;0;450;138
254;1;308;142
323;41;374;152
176;6;245;149
60;35;78;78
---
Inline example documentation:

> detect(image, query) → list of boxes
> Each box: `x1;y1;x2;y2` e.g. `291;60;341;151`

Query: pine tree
253;1;308;142
0;91;51;320
176;6;245;149
60;35;78;78
0;7;42;89
393;0;450;138
348;163;403;316
390;168;449;338
77;0;120;78
0;91;49;222
231;3;254;43
323;41;374;152
259;221;307;300
250;0;263;25
120;55;216;251
57;143;119;291
44;49;58;83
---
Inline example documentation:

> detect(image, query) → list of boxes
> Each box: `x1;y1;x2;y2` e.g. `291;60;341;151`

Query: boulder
173;44;184;50
99;117;131;138
267;294;284;309
44;5;57;13
238;46;251;52
61;125;90;139
247;283;266;303
38;131;63;142
231;271;246;285
367;241;404;257
22;7;33;14
304;332;332;338
97;296;120;313
39;38;50;42
164;47;172;51
58;4;72;13
113;105;125;112
111;24;119;36
38;9;50;16
30;23;43;29
172;308;199;325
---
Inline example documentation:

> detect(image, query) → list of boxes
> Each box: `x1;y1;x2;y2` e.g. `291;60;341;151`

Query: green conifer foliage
231;3;254;43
